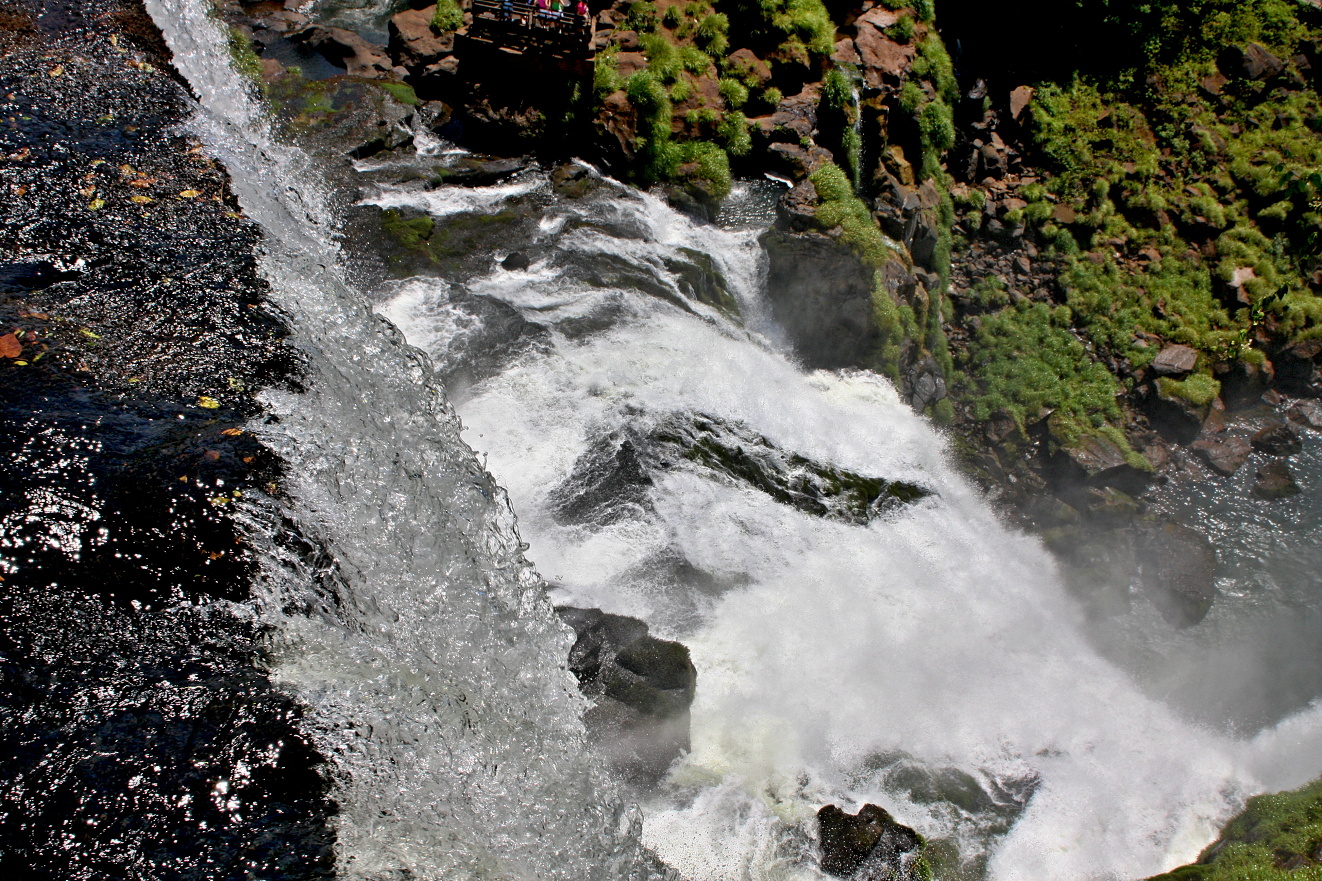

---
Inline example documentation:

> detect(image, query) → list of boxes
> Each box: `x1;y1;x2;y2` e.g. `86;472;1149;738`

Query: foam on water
380;174;1322;879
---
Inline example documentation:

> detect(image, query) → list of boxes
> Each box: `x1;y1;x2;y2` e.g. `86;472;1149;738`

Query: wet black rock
1251;422;1303;456
556;606;696;783
551;413;931;527
1253;459;1302;500
817;803;922;879
0;1;335;876
501;251;531;270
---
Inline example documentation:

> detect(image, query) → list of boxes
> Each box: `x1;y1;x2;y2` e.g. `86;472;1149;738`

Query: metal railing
466;0;592;57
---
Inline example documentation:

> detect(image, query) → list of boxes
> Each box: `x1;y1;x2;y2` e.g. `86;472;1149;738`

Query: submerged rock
1253;459;1301;500
818;803;923;879
1251;422;1303;456
1137;521;1219;627
556;606;696;783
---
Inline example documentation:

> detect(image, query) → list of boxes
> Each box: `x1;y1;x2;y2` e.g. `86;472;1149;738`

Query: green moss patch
1148;778;1322;881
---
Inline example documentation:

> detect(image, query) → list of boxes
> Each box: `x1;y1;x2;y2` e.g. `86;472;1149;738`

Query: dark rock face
1137;522;1219;627
556;606;696;782
550;413;930;527
500;250;531;270
760;226;880;369
817;803;922;879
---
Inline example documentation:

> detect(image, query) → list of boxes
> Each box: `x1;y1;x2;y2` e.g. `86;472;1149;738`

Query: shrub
1158;373;1221;407
662;5;682;27
718;110;752;156
696;12;729;55
718;77;749;108
811;163;891;268
431;0;463;32
624;0;659;32
677;141;732;199
593;48;622;96
887;14;914;44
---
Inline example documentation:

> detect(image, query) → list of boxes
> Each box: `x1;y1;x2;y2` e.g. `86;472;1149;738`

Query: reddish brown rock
389;6;454;71
1009;85;1034;120
832;37;860;66
853;12;916;90
727;48;771;88
1288;399;1322;431
1191;434;1252;476
1151;344;1199;376
292;25;393;78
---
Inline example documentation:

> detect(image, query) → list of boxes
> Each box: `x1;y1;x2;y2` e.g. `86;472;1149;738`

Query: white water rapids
147;2;1322;879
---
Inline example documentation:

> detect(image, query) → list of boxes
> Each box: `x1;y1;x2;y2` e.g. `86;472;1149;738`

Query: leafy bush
431;0;463;32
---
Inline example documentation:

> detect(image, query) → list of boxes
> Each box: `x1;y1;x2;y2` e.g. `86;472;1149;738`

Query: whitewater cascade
147;1;1322;879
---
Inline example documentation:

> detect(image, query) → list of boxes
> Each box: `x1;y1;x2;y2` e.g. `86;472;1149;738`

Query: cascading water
372;168;1322;879
143;1;1322;878
144;2;662;878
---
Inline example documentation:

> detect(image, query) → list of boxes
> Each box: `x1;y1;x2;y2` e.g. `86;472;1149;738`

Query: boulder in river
1253;459;1301;500
1251;422;1303;456
556;606;696;783
817;803;923;879
1191;433;1253;476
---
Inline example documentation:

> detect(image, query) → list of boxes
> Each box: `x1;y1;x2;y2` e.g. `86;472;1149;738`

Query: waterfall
373;170;1322;880
142;1;1322;879
144;1;660;878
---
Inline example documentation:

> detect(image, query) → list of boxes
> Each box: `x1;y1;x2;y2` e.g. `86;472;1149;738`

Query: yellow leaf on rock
178;189;201;198
88;198;104;209
220;428;244;436
129;194;152;204
197;396;221;409
48;65;63;77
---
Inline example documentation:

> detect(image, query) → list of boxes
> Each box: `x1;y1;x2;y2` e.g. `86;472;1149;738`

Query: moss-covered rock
1146;778;1322;881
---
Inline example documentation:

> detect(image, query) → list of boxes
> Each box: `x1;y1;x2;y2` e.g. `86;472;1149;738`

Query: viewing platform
460;0;595;63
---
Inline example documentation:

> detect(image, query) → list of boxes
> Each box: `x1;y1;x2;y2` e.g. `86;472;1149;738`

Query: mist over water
145;1;1322;876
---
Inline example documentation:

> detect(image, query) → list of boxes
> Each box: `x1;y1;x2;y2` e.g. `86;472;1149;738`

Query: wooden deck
464;0;594;61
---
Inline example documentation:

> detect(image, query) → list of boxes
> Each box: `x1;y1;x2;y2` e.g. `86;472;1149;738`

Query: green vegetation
226;26;263;84
378;81;420;107
810;163;891;268
959;298;1128;446
725;0;835;59
431;0;463;33
1147;777;1322;881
